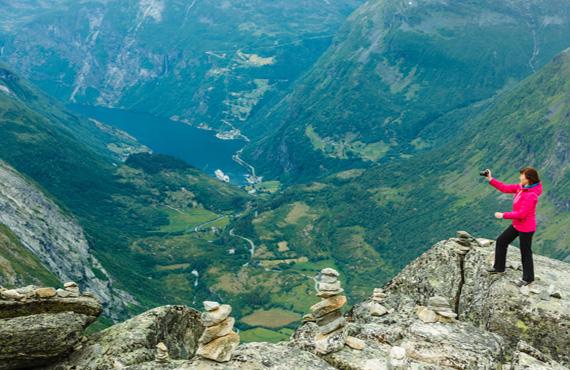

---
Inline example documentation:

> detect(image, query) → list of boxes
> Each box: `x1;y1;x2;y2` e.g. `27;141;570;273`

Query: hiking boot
515;279;533;287
486;268;505;274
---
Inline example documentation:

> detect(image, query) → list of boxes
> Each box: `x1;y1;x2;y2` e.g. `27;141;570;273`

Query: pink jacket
489;178;543;232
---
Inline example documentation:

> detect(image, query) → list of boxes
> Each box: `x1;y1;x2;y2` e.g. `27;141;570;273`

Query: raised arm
489;178;521;194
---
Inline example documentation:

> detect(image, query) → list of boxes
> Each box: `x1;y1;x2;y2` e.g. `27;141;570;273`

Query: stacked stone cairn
451;230;479;255
0;281;81;301
155;342;170;363
310;268;348;354
369;287;389;317
196;301;240;362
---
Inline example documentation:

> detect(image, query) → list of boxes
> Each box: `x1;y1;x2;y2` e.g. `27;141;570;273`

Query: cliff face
1;232;568;370
0;161;131;317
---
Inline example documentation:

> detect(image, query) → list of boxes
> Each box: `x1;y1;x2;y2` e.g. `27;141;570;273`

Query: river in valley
69;105;248;185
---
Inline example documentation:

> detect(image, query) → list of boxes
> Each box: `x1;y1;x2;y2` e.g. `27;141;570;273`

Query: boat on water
215;169;230;183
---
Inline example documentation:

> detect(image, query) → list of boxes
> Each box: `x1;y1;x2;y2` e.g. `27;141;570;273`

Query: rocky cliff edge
1;232;568;369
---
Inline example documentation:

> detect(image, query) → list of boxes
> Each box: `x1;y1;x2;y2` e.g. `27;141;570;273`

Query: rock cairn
416;295;457;323
310;268;348;355
0;281;81;301
451;230;479;255
155;342;170;363
369;287;388;317
196;301;240;362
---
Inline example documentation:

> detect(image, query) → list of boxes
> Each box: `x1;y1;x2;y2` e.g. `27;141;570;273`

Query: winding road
230;228;256;265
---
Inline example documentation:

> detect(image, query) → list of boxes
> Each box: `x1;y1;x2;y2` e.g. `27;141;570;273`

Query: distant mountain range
244;0;570;180
0;0;361;136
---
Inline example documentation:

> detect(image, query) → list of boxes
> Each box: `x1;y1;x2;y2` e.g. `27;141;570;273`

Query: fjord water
69;105;248;185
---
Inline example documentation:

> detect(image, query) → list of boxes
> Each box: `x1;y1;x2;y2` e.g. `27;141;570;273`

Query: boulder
0;312;91;369
50;305;204;369
369;302;388;317
383;237;570;365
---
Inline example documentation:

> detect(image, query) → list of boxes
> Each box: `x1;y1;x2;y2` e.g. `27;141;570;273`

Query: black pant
494;225;535;282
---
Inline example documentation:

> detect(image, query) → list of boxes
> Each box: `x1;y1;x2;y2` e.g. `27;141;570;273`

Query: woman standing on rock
484;167;542;287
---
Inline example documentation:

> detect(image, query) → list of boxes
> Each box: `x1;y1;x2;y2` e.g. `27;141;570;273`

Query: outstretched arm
489;178;521;194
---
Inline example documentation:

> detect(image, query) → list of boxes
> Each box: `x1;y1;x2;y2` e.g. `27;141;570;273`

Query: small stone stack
155;342;170;363
196;301;240;363
416;296;457;322
369;288;388;317
428;296;457;320
0;283;80;301
310;268;348;355
56;281;80;298
452;231;482;255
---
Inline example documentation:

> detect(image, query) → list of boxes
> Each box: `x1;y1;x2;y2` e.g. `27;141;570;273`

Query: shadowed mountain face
0;0;362;136
244;0;570;181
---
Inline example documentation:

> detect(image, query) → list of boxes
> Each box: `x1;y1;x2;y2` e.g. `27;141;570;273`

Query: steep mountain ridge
245;0;570;180
0;161;129;317
0;0;362;136
0;223;60;289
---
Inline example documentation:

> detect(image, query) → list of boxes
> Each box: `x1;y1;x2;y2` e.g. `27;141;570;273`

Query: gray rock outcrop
0;284;102;370
1;232;568;370
50;305;204;369
384;231;570;365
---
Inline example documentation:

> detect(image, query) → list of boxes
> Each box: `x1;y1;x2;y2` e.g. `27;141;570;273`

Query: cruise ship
215;169;230;183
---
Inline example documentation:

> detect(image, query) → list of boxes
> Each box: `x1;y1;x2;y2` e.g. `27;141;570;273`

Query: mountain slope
0;223;60;288
244;0;570;180
1;64;251;320
225;48;570;317
0;0;361;137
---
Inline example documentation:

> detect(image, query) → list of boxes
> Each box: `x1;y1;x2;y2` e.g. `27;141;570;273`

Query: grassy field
256;181;281;194
239;327;294;343
240;308;301;328
158;207;227;233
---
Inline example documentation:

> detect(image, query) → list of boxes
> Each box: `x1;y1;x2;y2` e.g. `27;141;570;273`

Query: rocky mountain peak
1;232;568;369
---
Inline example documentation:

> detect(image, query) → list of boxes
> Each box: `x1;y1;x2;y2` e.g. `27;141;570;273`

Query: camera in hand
479;169;490;177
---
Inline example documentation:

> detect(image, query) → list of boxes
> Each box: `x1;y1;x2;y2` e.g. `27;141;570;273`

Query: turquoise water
69;105;247;185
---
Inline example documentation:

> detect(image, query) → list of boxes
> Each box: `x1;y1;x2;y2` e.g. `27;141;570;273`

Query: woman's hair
520;167;540;184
